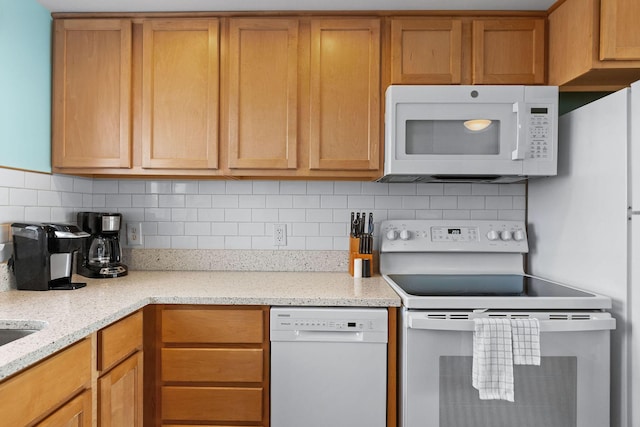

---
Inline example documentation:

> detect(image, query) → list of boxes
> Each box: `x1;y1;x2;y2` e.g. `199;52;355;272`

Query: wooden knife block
348;236;377;276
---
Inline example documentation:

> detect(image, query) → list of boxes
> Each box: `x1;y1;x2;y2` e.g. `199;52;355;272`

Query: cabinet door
390;19;462;84
472;19;545;84
600;0;640;60
52;19;132;169
98;352;144;427
309;19;381;171
35;390;92;427
227;18;298;170
142;19;219;170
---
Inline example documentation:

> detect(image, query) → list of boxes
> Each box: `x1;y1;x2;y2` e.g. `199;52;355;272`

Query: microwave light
463;119;492;131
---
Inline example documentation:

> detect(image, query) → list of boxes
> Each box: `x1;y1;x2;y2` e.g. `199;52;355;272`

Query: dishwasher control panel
270;307;388;343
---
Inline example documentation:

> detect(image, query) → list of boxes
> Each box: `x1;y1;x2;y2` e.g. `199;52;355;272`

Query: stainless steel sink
0;321;46;347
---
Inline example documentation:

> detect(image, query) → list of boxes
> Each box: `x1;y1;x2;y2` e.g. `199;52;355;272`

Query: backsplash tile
0;169;527;255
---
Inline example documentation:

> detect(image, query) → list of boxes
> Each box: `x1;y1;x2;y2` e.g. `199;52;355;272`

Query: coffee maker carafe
10;223;89;290
78;212;128;278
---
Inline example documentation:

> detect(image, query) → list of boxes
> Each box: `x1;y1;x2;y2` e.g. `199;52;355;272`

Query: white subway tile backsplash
173;181;199;194
25;173;51;190
10;188;38;206
159;194;185;208
226;181;252;194
253;181;279;194
158;221;184;236
171;208;198;222
225;209;252;222
485;196;513;210
198;181;226;195
279;208;305;222
0;188;8;205
444;183;472;196
93;179;119;194
119;180;146;194
105;194;132;208
239;195;266;208
1;169;527;251
212;195;239;208
430;196;458;209
184;222;211;236
0;169;25;188
334;181;362;195
389;183;417;196
320;195;347;209
416;183;444;196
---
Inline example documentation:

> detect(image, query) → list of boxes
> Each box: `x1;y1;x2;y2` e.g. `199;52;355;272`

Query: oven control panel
380;220;528;253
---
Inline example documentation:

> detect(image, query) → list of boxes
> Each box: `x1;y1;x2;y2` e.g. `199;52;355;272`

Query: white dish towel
472;318;514;401
472;317;541;402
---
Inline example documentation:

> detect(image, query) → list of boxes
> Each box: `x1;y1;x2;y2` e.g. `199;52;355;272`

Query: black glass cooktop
386;274;595;298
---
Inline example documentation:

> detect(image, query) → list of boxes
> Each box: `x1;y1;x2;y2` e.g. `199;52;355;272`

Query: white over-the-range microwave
378;85;559;183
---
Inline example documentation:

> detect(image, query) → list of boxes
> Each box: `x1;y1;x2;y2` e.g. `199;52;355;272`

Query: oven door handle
409;317;616;332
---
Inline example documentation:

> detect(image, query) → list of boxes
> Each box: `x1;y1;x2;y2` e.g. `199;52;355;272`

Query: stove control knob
386;230;398;241
400;230;411;241
513;230;526;241
500;230;513;241
486;230;500;241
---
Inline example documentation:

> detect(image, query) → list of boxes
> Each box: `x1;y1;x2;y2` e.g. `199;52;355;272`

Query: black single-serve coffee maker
77;212;128;278
10;223;90;290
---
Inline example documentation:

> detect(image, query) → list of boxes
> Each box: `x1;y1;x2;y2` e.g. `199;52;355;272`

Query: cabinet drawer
161;308;264;343
162;348;263;382
0;339;91;427
161;386;263;422
98;310;143;372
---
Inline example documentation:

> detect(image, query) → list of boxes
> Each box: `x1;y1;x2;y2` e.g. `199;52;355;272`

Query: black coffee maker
77;212;128;278
10;223;89;290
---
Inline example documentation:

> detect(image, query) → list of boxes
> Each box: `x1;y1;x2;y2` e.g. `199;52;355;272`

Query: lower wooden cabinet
36;390;92;427
0;339;91;426
97;310;144;427
153;305;270;426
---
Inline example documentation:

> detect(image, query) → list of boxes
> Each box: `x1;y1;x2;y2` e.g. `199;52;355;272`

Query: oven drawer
400;309;614;427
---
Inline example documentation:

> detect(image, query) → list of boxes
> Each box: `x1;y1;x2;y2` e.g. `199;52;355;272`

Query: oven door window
440;356;576;426
396;103;516;159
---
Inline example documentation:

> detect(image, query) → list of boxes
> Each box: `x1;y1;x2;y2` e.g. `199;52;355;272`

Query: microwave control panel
526;106;552;160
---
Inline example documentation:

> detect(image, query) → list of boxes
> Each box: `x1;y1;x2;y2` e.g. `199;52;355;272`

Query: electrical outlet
273;223;287;246
126;222;143;246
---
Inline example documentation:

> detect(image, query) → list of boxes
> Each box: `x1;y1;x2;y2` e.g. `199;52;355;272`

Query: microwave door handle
511;101;526;160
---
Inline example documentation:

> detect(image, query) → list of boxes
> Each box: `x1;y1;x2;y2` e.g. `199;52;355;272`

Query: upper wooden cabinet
142;19;219;170
389;17;544;85
309;18;381;171
549;0;640;90
472;18;545;84
52;19;132;169
390;19;462;84
226;18;299;171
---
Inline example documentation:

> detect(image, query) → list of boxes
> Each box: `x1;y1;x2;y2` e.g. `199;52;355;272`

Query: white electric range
379;220;615;427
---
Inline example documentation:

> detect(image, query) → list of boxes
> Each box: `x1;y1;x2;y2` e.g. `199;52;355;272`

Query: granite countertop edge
0;270;400;381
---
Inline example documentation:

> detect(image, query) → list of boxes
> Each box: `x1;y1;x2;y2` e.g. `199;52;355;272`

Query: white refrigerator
528;80;639;427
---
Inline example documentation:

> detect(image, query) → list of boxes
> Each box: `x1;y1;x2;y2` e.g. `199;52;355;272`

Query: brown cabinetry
0;339;92;426
97;310;144;427
225;18;299;171
157;306;269;426
309;18;381;172
389;17;545;85
52;19;132;169
141;19;220;170
549;0;640;90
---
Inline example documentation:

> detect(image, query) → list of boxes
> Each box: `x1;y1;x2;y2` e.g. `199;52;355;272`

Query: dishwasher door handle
293;330;364;342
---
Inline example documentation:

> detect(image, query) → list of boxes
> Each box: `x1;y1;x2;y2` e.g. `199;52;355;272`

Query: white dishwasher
270;307;388;427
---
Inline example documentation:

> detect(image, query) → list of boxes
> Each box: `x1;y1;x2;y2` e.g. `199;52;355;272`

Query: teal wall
0;0;52;173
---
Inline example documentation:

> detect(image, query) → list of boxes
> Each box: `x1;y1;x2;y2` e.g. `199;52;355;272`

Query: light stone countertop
0;271;400;381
